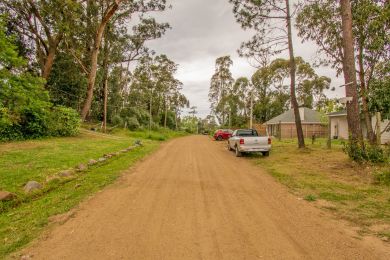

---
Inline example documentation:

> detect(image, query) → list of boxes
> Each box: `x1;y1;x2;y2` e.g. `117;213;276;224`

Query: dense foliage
0;18;80;141
0;0;189;137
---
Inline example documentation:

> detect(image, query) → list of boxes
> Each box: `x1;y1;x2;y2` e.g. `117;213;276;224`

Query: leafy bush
19;107;49;138
111;115;124;127
366;145;386;163
47;106;80;136
126;117;140;131
119;107;150;127
343;141;388;163
373;170;390;186
0;108;23;141
342;141;366;162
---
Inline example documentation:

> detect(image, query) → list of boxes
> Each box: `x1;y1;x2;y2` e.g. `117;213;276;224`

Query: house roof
327;110;347;117
265;107;323;125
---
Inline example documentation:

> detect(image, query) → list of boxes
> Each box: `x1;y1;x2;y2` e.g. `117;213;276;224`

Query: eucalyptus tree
229;0;306;148
170;91;190;130
251;57;331;122
209;56;234;126
296;0;389;144
0;0;80;79
129;54;186;128
78;0;168;121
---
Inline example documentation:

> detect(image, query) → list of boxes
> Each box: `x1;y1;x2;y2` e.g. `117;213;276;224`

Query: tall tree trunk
42;36;62;80
103;77;108;133
340;0;364;145
102;34;110;133
286;0;305;148
357;50;375;144
81;1;121;121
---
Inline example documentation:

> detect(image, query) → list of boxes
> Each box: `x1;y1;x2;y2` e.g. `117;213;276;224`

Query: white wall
372;117;390;145
330;116;349;140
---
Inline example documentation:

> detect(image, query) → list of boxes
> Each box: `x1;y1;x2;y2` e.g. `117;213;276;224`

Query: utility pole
229;107;232;128
250;90;253;129
149;88;153;133
103;77;108;133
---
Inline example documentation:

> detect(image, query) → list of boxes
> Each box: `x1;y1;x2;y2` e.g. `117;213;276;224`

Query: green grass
0;132;136;195
252;138;390;240
0;129;180;258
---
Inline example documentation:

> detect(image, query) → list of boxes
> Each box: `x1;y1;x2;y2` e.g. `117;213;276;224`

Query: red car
214;129;233;141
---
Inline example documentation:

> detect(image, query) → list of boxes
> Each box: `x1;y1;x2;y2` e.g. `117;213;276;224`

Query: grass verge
0;129;177;258
251;138;390;241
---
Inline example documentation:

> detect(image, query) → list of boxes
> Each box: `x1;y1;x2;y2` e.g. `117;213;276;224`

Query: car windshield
236;129;258;137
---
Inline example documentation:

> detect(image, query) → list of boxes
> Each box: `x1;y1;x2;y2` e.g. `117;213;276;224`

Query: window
236;129;258;137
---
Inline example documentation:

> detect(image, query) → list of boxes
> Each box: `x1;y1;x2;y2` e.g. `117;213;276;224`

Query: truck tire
235;146;242;157
262;151;270;157
217;135;222;141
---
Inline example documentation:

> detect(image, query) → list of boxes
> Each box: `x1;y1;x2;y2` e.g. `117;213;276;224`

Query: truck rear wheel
235;146;242;157
262;151;270;157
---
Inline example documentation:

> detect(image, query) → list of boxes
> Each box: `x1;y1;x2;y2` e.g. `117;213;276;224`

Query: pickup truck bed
227;129;271;157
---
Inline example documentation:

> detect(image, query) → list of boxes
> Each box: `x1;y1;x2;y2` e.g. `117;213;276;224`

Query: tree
296;0;389;144
79;0;168;120
1;0;79;80
189;106;197;118
340;0;364;146
129;54;187;130
209;56;234;126
0;17;48;139
229;0;306;148
251;57;330;123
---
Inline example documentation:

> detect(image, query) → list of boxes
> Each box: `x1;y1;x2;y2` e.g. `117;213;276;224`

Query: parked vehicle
227;129;271;157
214;129;233;141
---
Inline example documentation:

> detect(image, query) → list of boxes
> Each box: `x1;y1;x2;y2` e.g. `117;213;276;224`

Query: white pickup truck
227;129;271;157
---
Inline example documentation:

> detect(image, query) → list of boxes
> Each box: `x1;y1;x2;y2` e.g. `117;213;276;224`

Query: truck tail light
268;137;272;145
239;139;245;145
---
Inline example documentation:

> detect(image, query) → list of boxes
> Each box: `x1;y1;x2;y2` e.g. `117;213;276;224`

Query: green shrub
111;115;124;127
366;145;386;163
342;141;366;162
373;170;390;186
0;108;23;141
343;140;388;163
120;107;150;127
47;106;80;137
19;107;49;139
126;117;140;131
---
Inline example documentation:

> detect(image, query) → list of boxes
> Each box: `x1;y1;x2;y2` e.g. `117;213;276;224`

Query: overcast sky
147;0;345;118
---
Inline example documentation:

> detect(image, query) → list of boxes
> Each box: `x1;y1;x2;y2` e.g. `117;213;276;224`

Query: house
265;107;327;138
328;110;390;144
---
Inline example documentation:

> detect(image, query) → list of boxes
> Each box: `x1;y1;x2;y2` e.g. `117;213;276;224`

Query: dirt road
23;136;389;259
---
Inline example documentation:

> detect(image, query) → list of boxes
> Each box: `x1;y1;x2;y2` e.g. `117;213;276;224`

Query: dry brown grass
249;139;390;241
